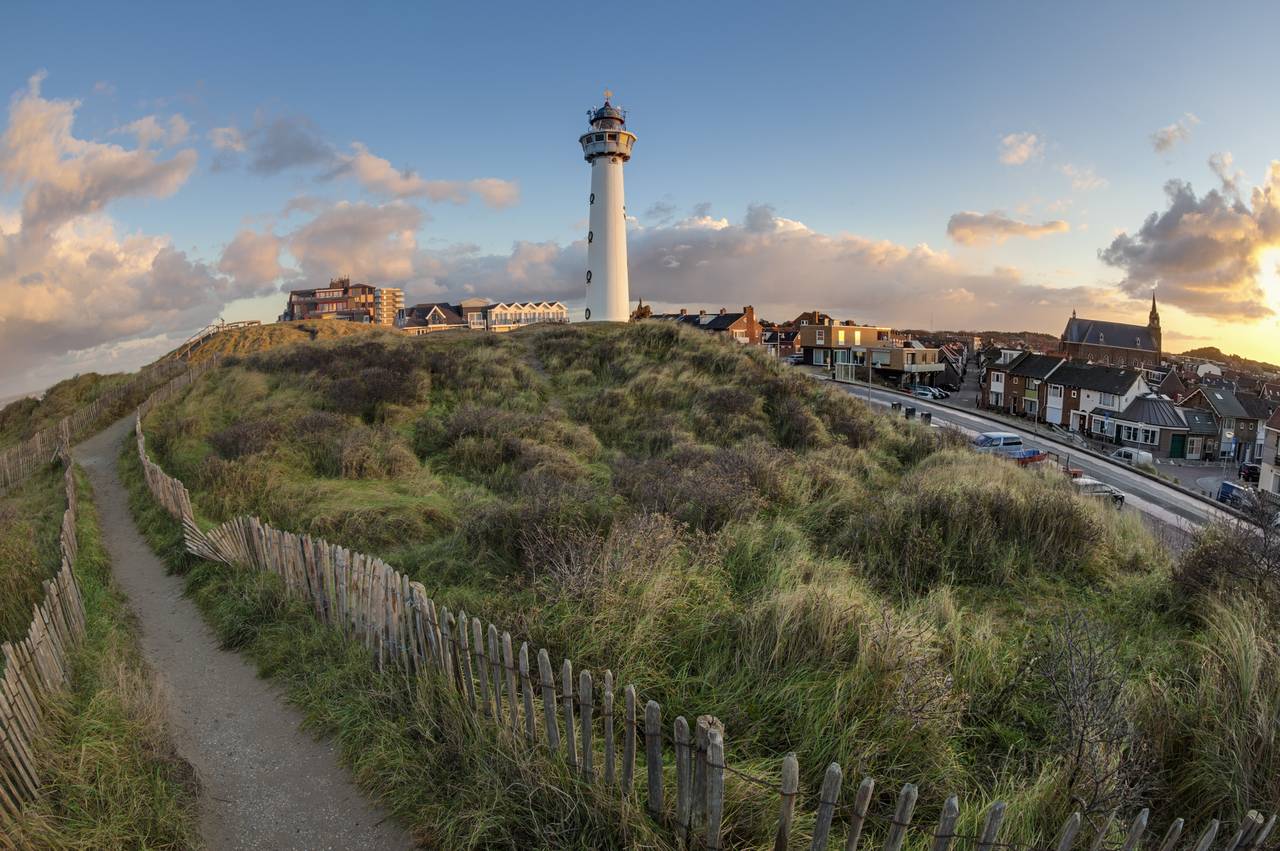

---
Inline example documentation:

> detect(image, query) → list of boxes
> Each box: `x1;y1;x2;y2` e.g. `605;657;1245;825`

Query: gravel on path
76;416;417;851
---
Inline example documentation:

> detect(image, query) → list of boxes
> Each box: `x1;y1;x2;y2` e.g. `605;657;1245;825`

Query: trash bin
891;402;901;413
905;407;915;419
922;412;932;424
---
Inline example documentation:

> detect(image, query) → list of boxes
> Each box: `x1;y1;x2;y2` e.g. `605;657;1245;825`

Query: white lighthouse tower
580;90;636;322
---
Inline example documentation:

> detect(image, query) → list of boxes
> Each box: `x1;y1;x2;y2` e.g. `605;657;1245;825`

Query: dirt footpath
77;417;416;850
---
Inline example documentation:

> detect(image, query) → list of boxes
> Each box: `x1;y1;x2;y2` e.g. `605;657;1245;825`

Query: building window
816;329;825;345
1141;428;1158;445
594;134;604;142
1071;389;1078;398
1099;393;1117;408
587;231;593;243
1049;385;1063;400
608;133;618;140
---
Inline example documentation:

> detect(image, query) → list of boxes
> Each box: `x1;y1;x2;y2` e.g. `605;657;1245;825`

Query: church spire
1148;288;1159;328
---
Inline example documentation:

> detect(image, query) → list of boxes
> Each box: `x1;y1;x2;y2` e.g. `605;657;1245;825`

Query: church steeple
1148;288;1162;355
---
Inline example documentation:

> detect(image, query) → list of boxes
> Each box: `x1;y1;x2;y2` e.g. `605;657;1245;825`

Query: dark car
1239;462;1261;483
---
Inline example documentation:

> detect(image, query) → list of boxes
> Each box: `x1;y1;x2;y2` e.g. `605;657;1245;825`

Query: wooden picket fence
0;450;88;824
0;360;189;494
133;384;1279;851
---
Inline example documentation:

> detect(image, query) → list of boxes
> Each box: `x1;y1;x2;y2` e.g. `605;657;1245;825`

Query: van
1109;447;1155;468
1216;480;1257;509
972;432;1024;457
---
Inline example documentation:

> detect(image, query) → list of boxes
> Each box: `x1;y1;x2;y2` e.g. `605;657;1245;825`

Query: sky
3;1;1280;396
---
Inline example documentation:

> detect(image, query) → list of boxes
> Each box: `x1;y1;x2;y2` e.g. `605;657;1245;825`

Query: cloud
1;73;197;239
241;114;333;175
406;203;1115;333
114;114;189;148
1099;159;1280;320
999;132;1044;166
644;200;678;224
217;228;287;289
1208;151;1244;199
324;142;519;208
91;81;116;97
209;126;245;152
1150;113;1199;153
0;73;261;396
946;211;1070;245
1059;164;1108;191
287;201;427;285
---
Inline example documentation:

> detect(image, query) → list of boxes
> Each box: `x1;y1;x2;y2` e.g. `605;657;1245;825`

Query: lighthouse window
586;270;592;283
608;133;618;140
587;231;593;243
589;193;595;204
594;134;604;142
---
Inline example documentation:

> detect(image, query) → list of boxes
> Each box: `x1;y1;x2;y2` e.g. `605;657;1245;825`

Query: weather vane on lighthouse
579;87;636;322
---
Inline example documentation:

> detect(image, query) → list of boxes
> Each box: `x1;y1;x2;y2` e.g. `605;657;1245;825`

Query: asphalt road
823;378;1234;538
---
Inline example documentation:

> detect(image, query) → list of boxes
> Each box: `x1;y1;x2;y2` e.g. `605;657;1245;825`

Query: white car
1071;476;1125;507
1110;447;1155;468
971;432;1025;457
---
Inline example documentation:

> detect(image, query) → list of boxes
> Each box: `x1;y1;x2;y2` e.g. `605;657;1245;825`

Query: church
1060;293;1162;368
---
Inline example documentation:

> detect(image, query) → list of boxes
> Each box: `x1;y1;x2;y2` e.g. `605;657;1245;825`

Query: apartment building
797;322;894;365
280;277;402;326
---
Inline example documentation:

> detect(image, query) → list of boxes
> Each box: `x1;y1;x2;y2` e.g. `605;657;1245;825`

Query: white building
1262;409;1280;504
580;91;636;322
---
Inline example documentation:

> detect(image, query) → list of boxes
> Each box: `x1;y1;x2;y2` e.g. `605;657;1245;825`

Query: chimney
719;307;726;315
679;308;687;316
744;305;755;322
699;309;706;317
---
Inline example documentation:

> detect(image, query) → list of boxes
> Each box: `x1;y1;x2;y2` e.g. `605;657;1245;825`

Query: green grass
130;321;1279;841
5;466;201;850
0;463;66;642
0;372;133;450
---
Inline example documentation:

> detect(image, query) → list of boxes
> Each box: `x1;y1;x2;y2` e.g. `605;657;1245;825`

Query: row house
1180;387;1270;462
798;322;894;366
651;306;763;345
761;328;800;358
1108;397;1192;459
397;299;568;335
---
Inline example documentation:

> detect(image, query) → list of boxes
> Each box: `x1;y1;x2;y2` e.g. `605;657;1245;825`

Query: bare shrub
523;512;684;599
1175;502;1280;602
860;610;962;734
1037;612;1148;815
207;419;282;459
613;442;773;532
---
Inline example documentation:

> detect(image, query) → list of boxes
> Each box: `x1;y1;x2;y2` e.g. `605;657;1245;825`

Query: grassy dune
134;321;1278;839
176;319;398;365
3;467;200;850
0;373;133;450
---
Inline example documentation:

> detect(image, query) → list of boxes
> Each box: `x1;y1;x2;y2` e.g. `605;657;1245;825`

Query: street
820;376;1234;544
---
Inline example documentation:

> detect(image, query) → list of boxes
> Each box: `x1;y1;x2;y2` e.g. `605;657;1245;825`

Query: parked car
930;388;951;399
939;383;959;392
1216;480;1258;508
911;388;935;399
1109;447;1155;468
784;353;804;365
1239;462;1262;483
1071;477;1125;507
971;432;1026;457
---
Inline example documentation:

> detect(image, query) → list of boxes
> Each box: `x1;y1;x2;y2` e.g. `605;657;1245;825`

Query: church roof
1061;317;1158;352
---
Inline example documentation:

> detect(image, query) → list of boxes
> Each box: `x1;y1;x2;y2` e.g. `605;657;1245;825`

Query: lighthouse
580;90;636;322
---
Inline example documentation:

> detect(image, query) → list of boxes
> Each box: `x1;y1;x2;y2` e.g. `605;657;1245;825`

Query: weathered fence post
645;699;663;818
1121;809;1149;851
706;727;725;851
561;659;577;769
458;612;477;709
1226;812;1262;851
843;777;875;851
1054;812;1084;851
774;752;799;851
976;802;1008;851
579;669;594;782
810;762;843;850
519;642;536;744
884;783;920;851
487;625;503;724
930;795;960;851
675;716;692;845
473;619;490;718
1191;820;1220;851
622;684;637;795
536;648;559;752
502;632;519;734
602;670;615;787
1154;819;1183;851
